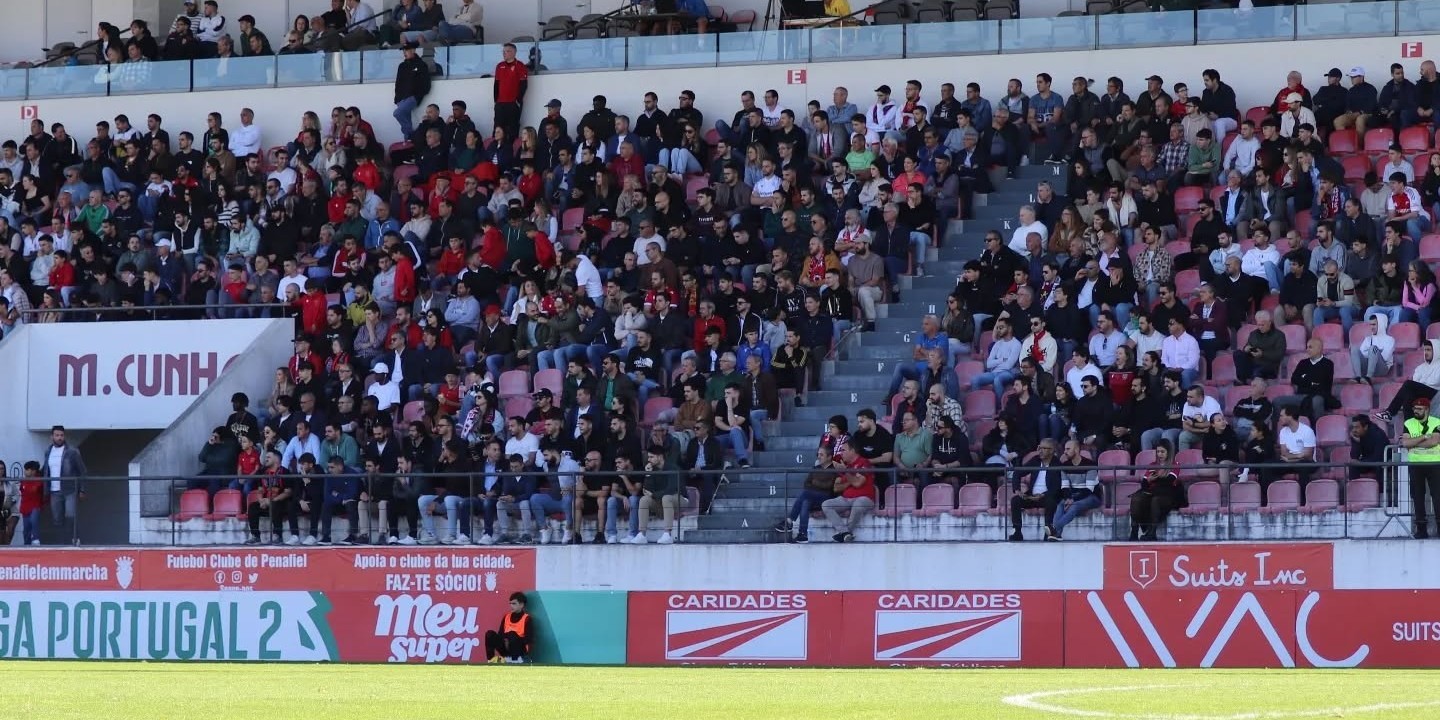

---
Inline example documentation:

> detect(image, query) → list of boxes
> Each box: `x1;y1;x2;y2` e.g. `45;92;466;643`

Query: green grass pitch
5;663;1440;719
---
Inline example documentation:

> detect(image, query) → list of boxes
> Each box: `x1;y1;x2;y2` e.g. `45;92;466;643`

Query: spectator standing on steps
40;425;86;543
493;43;529;141
393;42;431;140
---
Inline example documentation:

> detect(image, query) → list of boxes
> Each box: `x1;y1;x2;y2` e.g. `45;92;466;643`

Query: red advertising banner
840;591;1064;667
1065;589;1300;668
627;591;841;665
1287;590;1440;668
0;548;534;663
1102;543;1334;592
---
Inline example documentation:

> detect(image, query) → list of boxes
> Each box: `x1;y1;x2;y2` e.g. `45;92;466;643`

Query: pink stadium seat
497;370;531;399
1402;350;1426;379
1392;322;1422;352
1207;353;1237;385
1345;478;1381;511
1328;128;1358;156
1207;184;1227;205
954;360;982;386
1229;481;1262;512
205;489;245;521
1174;268;1201;298
171;489;210;522
1329;352;1355;381
1313;322;1344;353
1097;449;1132;483
1378;381;1402;413
1363;128;1394;155
642;397;674;425
1302;478;1340;513
1174;186;1204;214
1245;105;1271;126
1235;323;1257;350
685;176;710;202
683;486;701;517
1341;155;1370;182
1339;383;1375;412
963;392;995;421
968;420;994;453
1265;383;1294;401
503;396;533;420
1349;322;1371;348
533;369;563;397
401;400;427;423
1280;325;1308;351
1428;323;1440;341
974;330;993;360
876;484;917;518
1133;449;1157;468
1169;239;1191;256
917;484;956;517
1315;414;1350;448
1421;234;1440;263
952;483;994;517
1103;481;1140;516
1400;126;1432;153
1179;481;1221;514
1261;479;1301;513
1292;212;1314;239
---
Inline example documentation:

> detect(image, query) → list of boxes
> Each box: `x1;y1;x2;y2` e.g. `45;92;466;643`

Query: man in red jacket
493;43;528;141
293;279;328;337
390;246;417;305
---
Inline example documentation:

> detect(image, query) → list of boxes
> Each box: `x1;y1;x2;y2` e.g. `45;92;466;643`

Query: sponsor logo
665;610;807;661
666;593;807;610
1084;590;1367;668
873;610;1021;661
372;593;482;663
57;352;237;398
1105;544;1332;591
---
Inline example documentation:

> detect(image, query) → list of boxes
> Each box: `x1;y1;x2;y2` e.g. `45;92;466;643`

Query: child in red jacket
18;461;44;546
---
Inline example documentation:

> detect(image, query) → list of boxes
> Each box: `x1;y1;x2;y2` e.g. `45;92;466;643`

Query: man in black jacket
392;42;431;139
682;419;725;513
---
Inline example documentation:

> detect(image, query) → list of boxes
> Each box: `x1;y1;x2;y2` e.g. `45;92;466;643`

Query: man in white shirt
1178;385;1222;450
970;317;1022;399
1008;205;1049;255
751;159;782;204
868;85;901;141
1208;230;1242;276
631;229;665;264
365;361;401;413
1386;171;1432;240
1276;405;1318;499
1379;145;1414;185
1008;438;1059;542
196;1;226;43
1160;316;1200;388
567;250;602;300
1065;345;1103;397
228;108;262;157
267;148;298;195
1089;311;1124;367
280;420;323;472
1222;119;1260;177
1128;313;1164;359
759;89;786;128
1240;228;1282;292
276;259;307;300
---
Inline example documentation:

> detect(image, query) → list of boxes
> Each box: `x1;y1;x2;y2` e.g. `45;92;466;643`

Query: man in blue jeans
775;446;840;543
392;42;431;138
886;314;949;400
1046;438;1103;541
528;440;580;544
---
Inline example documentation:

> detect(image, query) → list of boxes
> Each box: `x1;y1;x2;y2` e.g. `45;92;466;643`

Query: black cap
875;84;892;95
1327;67;1343;78
532;388;554;400
1145;75;1163;83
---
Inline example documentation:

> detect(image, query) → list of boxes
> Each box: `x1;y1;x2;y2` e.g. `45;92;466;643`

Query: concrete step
853;329;931;346
1013;162;1071;181
825;358;907;375
784;403;885;422
847;345;918;361
750;450;815;468
719;477;813;499
905;275;968;292
697;511;789;531
682;528;784;544
798;390;885;407
767;434;830;451
815;373;891;391
712;497;792;512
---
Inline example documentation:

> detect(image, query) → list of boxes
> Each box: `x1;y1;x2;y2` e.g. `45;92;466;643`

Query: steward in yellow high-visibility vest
1402;398;1440;539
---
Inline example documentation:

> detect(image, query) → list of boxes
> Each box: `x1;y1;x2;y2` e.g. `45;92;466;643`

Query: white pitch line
999;685;1440;720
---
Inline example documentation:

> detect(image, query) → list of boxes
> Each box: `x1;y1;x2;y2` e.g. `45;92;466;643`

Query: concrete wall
127;318;293;530
0;34;1420;151
0;327;49;477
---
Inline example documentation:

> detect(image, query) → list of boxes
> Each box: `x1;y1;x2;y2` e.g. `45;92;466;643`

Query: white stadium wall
0;35;1431;154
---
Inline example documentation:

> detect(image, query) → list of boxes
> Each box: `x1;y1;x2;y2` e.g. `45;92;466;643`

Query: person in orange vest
485;591;534;663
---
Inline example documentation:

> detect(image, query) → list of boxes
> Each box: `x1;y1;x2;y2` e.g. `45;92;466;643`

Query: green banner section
528;591;628;665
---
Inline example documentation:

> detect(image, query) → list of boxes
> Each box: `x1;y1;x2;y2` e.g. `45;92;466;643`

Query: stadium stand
1;0;1438;548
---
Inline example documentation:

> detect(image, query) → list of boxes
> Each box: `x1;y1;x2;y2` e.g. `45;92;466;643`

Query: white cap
1349;66;1366;77
155;238;173;250
372;362;390;374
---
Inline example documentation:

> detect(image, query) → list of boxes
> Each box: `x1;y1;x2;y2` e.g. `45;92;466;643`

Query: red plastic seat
642;397;674;425
1174;186;1204;214
497;369;531;399
1103;481;1140;516
917;484;956;517
875;483;918;518
1229;481;1262;512
953;360;983;387
205;489;245;521
1340;383;1375;412
1328;128;1358;156
1245;105;1271;126
1392;322;1422;352
1207;353;1237;385
1179;481;1221;514
1174;268;1201;299
1378;381;1402;413
951;483;993;517
1280;325;1309;351
1264;383;1295;401
963;392;996;421
1097;449;1133;483
685;176;710;203
1363;128;1394;155
1314;414;1350;448
171;489;210;521
1133;449;1157;468
1345;478;1381;511
1313;323;1344;353
1329;352;1355;381
1302;478;1340;512
503;395;533;420
1341;155;1370;182
1400;126;1432;153
1260;479;1301;513
533;368;563;397
1421;234;1440;263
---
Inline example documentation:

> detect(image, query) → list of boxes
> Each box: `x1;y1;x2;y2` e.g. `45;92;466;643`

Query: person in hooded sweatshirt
1350;313;1396;386
1376;338;1440;423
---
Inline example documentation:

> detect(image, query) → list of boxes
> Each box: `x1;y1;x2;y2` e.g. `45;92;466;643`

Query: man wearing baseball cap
1279;91;1316;139
1333;66;1379;136
1403;396;1440;538
1313;68;1349;131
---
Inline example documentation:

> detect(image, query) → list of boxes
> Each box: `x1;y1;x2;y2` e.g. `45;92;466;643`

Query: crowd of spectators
4;48;1440;543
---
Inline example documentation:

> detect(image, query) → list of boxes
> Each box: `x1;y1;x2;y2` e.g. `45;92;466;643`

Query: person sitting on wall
485;591;534;664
